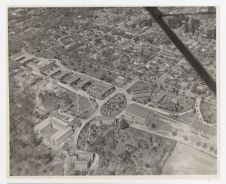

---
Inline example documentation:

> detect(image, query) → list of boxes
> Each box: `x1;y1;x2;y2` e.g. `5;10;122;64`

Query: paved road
130;123;216;158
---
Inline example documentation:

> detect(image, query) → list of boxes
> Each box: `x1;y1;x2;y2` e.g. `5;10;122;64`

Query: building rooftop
95;116;115;121
154;91;166;103
50;127;72;141
74;160;88;170
34;117;50;131
125;103;154;120
45;67;60;76
89;81;114;94
66;75;80;84
12;53;26;61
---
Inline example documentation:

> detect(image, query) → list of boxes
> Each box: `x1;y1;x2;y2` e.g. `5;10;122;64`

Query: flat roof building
44;67;61;77
65;75;81;85
192;121;216;136
124;103;154;126
75;150;94;161
74;160;89;172
86;81;115;100
12;53;35;66
34;115;74;146
50;127;73;146
116;76;127;84
39;61;56;74
12;53;26;62
34;117;52;136
56;71;70;80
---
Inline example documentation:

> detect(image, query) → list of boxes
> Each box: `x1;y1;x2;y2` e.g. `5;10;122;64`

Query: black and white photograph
8;6;218;177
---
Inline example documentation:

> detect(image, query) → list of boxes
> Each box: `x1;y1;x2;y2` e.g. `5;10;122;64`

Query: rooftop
125;103;154;120
89;81;114;93
66;75;80;84
50;127;72;141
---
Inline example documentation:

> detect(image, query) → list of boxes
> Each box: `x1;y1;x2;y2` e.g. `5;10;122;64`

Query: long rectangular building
124;103;154;126
50;127;73;146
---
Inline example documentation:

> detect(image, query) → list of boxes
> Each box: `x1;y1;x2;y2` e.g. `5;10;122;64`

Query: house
124;103;155;126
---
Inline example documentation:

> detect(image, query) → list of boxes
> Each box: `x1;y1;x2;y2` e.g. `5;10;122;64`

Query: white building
50;127;73;146
34;116;74;146
124;103;155;126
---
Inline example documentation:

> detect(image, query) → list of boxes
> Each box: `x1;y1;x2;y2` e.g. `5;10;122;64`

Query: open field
163;143;217;175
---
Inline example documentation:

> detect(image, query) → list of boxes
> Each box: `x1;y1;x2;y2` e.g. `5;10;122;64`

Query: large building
124;103;155;126
12;52;35;66
74;160;89;172
64;74;81;86
34;116;74;146
70;150;95;173
39;60;56;74
86;81;115;100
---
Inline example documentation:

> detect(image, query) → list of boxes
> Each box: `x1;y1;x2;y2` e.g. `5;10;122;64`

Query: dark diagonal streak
145;7;216;94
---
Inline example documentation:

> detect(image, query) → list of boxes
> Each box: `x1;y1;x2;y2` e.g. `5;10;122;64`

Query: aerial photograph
8;7;217;176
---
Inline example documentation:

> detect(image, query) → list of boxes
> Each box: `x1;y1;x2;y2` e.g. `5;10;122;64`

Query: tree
151;123;156;129
94;136;105;145
120;119;129;130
